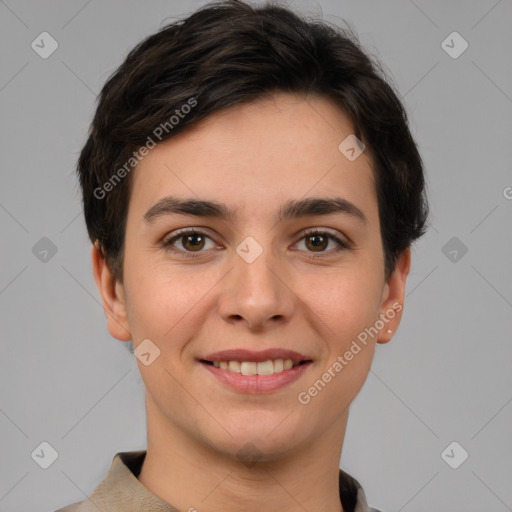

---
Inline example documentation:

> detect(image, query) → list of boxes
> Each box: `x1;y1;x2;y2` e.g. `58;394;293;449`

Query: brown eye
181;233;206;251
295;229;350;257
305;233;329;252
162;229;217;258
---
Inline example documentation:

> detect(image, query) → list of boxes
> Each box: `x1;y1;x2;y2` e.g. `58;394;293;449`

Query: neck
137;396;348;512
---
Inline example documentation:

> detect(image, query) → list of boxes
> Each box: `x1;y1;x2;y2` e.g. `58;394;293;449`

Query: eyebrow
143;196;367;225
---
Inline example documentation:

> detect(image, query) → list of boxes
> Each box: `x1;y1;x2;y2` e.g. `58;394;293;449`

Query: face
93;92;409;462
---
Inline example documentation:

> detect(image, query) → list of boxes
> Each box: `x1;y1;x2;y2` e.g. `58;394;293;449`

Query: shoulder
54;498;98;512
53;451;148;512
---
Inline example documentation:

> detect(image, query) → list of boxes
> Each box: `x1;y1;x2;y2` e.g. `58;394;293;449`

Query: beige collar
56;450;378;512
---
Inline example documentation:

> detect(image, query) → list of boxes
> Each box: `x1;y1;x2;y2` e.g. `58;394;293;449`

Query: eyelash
161;228;351;259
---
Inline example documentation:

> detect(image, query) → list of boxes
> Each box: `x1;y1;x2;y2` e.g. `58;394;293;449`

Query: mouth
199;358;311;375
199;348;313;375
197;349;314;394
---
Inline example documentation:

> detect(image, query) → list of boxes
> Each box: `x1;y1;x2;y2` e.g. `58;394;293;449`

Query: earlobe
377;247;411;344
91;242;132;341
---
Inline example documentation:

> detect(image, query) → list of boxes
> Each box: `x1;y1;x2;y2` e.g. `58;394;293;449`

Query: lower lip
200;361;312;394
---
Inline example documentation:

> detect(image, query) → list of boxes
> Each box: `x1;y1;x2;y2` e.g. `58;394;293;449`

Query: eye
161;228;351;259
161;229;217;258
294;229;350;257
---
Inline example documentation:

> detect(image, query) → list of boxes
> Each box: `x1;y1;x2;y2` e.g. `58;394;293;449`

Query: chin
203;414;307;462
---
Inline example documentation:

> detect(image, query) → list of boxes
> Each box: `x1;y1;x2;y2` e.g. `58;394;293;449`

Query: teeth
228;361;241;372
257;360;274;375
210;358;298;375
273;359;284;372
241;361;257;375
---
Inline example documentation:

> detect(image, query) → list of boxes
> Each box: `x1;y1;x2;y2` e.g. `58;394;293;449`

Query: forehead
128;92;377;223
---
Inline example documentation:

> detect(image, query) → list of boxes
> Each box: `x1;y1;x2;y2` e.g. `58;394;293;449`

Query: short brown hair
77;0;428;283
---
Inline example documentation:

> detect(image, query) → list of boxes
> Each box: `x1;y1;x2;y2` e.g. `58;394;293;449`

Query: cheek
299;263;383;340
122;256;220;348
296;272;379;415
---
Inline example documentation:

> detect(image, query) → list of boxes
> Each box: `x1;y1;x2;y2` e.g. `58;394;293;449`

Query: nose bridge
218;234;294;329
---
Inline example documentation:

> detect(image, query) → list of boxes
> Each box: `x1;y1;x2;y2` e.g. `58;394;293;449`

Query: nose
217;244;295;331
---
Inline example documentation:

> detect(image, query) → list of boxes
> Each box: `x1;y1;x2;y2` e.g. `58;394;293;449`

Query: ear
376;247;411;344
91;242;132;341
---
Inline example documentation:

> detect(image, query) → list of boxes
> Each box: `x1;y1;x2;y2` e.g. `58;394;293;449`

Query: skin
92;92;410;512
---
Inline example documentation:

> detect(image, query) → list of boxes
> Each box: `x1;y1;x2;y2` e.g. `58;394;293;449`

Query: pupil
184;234;204;250
309;234;326;251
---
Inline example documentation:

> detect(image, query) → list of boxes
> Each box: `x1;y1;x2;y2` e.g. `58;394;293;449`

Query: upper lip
200;349;313;364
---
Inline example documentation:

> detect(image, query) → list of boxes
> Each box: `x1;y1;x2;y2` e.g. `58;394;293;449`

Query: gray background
1;1;511;511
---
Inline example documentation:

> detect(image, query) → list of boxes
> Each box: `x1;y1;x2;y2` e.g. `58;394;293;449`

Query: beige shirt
55;451;381;512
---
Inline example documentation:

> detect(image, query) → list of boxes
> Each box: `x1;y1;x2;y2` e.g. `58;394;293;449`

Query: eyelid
294;227;352;253
297;226;350;245
163;226;216;241
160;227;220;253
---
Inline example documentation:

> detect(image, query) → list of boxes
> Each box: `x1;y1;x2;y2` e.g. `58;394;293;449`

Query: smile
199;359;313;393
201;358;306;375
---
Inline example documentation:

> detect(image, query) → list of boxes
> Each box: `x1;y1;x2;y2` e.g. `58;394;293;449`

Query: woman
57;1;428;510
